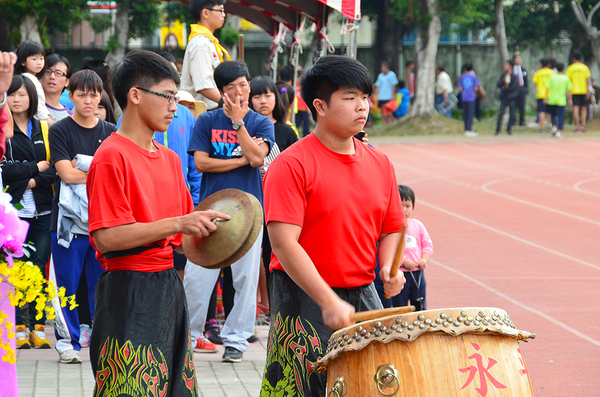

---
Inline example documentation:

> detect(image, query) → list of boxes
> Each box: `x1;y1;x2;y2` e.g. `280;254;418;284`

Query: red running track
376;136;600;396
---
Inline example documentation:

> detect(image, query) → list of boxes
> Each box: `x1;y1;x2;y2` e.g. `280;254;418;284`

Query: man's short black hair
214;60;250;92
405;59;414;67
189;0;226;21
572;51;583;61
463;63;473;72
15;40;45;75
159;51;176;65
436;65;444;72
398;185;415;207
540;58;550;67
45;53;73;80
556;62;565;72
397;80;406;89
8;75;38;121
300;55;373;120
111;50;181;110
513;54;522;60
279;64;293;82
69;70;104;94
507;59;515;68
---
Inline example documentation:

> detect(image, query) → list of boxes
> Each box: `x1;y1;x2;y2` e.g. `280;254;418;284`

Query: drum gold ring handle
328;378;347;397
374;364;400;396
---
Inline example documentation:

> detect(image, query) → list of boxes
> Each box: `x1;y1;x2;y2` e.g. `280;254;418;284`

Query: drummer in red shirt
260;55;407;397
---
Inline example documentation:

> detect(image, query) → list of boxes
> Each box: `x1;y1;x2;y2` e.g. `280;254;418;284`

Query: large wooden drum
315;308;536;396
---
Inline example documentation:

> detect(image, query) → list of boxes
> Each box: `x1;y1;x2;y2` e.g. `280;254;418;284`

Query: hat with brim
178;90;207;116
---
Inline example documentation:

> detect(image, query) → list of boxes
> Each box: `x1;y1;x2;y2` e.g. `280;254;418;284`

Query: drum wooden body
315;308;535;397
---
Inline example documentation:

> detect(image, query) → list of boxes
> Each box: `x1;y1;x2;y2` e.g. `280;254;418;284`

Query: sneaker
193;335;218;353
257;303;270;315
16;325;30;350
59;349;82;364
247;334;259;343
552;126;557;133
555;132;563;139
29;324;51;349
204;319;223;345
80;324;92;348
222;346;243;363
464;131;478;137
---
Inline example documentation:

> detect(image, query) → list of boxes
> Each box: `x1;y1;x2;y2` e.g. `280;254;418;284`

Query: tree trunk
0;17;11;51
408;0;441;117
19;13;42;44
571;0;600;74
105;3;129;68
494;0;509;69
375;0;404;75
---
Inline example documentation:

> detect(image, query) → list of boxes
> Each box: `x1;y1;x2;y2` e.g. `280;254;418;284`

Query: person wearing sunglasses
181;0;230;110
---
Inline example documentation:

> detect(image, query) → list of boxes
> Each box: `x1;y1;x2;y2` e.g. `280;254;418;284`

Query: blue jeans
463;101;476;131
435;94;451;118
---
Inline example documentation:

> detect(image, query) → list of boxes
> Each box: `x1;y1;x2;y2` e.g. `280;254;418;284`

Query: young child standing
396;185;433;310
15;41;51;123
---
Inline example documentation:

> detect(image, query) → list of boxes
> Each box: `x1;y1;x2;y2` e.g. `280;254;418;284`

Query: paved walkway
16;325;269;397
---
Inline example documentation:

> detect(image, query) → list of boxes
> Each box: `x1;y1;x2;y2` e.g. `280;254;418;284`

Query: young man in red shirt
87;50;228;396
260;55;407;396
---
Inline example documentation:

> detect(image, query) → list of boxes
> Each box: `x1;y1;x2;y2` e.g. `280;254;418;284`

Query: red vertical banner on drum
517;348;535;393
459;342;507;396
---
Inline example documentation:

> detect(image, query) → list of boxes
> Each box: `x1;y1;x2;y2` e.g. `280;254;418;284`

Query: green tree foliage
0;0;89;47
127;0;161;39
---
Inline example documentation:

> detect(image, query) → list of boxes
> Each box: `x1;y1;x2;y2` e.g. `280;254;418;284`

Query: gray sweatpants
183;228;262;352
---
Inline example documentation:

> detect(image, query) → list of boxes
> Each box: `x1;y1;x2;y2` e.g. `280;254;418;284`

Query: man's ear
313;98;326;118
128;87;142;106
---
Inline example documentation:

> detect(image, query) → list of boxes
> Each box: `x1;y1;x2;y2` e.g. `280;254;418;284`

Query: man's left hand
379;266;406;298
223;93;249;125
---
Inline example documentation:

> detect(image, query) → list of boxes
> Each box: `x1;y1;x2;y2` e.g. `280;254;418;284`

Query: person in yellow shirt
532;58;555;132
566;51;592;132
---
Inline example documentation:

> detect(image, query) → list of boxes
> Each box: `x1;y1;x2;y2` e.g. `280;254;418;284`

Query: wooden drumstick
385;227;406;299
350;305;415;323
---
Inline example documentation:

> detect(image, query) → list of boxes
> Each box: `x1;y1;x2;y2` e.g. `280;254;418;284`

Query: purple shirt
458;73;480;102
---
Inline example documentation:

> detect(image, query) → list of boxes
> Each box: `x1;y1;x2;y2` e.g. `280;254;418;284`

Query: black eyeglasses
45;69;67;77
136;87;180;104
207;7;226;14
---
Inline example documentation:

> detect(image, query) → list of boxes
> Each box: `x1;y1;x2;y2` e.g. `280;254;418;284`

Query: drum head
182;189;254;268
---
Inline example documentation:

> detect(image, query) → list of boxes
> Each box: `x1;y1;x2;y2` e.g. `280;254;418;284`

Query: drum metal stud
407;325;414;331
395;317;402;324
417;314;425;321
460;311;467;317
374;364;400;396
401;321;408;328
328;378;347;397
375;321;382;328
440;312;447;319
424;318;432;325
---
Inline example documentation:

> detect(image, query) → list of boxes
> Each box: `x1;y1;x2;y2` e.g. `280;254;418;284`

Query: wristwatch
232;120;245;131
0;92;6;109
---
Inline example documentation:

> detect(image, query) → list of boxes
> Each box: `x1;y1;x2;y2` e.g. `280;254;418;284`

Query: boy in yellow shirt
566;51;592;132
532;58;555;132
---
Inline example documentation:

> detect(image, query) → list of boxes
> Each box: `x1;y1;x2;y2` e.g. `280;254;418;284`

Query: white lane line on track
519;141;597;160
482;177;600;227
453;142;600;177
400;145;598;192
430;258;600;347
420;199;600;272
573;177;600;198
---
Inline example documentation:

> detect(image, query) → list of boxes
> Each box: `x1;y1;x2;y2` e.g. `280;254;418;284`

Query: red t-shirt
263;133;404;288
87;133;194;272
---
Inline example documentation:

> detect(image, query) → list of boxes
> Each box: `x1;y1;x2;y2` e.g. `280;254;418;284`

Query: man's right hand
37;161;50;172
179;210;231;237
0;52;17;95
322;297;355;330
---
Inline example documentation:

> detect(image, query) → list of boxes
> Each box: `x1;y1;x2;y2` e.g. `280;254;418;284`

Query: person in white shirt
180;0;230;110
435;65;453;118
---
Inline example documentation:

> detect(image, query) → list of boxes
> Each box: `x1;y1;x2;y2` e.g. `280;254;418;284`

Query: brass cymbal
182;189;255;268
206;192;263;269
